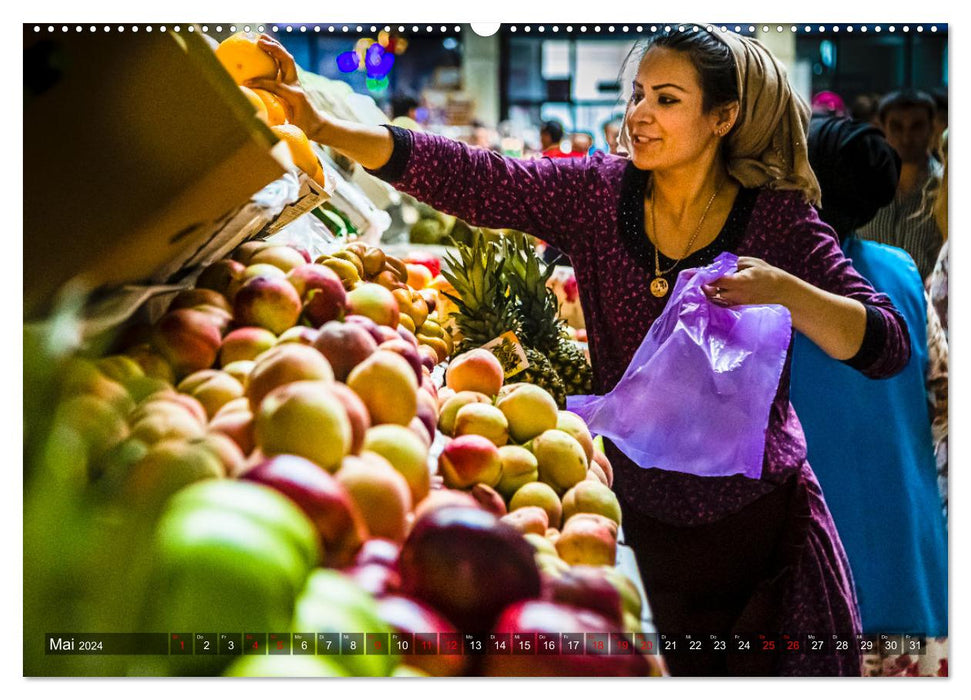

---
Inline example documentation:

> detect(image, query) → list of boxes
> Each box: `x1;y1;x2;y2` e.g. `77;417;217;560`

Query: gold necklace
648;182;722;298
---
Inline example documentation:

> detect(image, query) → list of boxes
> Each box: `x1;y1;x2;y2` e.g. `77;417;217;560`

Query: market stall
23;27;661;678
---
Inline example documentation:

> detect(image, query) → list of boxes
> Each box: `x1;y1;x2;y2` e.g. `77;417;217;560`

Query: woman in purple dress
251;27;910;676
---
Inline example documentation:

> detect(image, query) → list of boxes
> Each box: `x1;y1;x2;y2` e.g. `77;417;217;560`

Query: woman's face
625;47;726;172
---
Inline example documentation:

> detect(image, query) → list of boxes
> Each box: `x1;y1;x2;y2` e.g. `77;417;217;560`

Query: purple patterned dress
370;127;911;676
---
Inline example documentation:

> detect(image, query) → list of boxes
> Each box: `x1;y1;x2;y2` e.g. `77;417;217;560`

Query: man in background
857;89;943;280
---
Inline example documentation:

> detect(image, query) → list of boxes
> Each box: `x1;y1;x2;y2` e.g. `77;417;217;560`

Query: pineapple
502;233;593;397
441;234;568;407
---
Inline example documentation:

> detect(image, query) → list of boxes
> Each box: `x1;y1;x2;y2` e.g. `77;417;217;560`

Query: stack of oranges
216;32;326;188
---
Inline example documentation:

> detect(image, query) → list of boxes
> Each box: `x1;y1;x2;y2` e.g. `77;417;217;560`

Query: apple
233;276;302;335
241;454;368;568
398;506;541;633
313;321;378;382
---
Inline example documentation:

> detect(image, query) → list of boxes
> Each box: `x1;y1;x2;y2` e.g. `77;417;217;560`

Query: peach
151;309;222;379
556;411;595;463
249;245;308;273
437;391;492;436
191;305;233;336
409;416;432;448
531;429;588;496
194;432;247;476
509;481;562;530
561;480;622;526
500;506;549;536
129;405;206;445
287;265;348;327
195;259;246;298
336;454;413;543
591;449;614;487
328;383;371;455
232;240;271;265
255;380;352;472
445;349;504;397
417;344;439;372
378;338;423;383
453;403;509;447
523;532;558;558
221;360;255;391
495;445;539;501
125;345;176;384
95;355;145;385
168;288;232;314
247;343;334;412
176;369;245;419
346;283;400;328
439;434;502;490
207;407;255;456
54;394;129;468
470;483;507;517
219;327;277;366
496;384;559;444
233;276;302;335
276;326;319;346
313;321;377;382
556;515;617;567
362;424;431;504
226;262;287;300
121;438;224;508
405;263;433;290
413;489;480;522
586;463;609;486
242;454;369;568
132;389;208;426
346;350;418;426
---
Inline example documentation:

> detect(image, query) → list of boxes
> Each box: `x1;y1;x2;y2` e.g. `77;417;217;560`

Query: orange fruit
252;89;288;126
239;86;269;123
215;32;277;84
270;124;320;176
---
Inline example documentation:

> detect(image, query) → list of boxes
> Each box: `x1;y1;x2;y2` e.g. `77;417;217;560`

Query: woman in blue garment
791;115;947;671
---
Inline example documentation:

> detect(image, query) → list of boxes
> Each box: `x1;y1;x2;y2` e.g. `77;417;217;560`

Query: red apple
398;506;541;633
233;276;302;335
313;321;378;382
241;454;368;568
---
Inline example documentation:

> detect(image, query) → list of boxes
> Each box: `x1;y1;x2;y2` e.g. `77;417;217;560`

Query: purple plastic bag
567;252;791;479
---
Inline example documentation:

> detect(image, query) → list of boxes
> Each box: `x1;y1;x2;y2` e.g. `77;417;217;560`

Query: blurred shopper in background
791;115;947;674
390;93;422;131
811;90;847;117
602;115;624;154
570;131;594;156
857;90;943;280
850;92;882;127
539;119;571;158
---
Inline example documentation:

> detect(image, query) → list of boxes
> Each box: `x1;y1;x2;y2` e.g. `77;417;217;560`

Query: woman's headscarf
620;28;822;206
714;30;821;205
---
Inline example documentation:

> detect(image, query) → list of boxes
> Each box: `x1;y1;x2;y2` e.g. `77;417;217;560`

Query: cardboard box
23;27;286;318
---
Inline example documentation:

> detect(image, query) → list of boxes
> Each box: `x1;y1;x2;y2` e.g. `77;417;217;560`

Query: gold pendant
650;276;669;298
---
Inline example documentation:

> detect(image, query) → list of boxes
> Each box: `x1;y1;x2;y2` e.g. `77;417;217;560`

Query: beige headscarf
714;31;821;206
620;29;821;206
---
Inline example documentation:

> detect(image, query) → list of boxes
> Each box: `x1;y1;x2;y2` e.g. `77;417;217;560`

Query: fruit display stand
24;31;664;678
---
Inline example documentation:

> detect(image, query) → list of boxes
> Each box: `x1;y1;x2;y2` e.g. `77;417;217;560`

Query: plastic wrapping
568;253;792;480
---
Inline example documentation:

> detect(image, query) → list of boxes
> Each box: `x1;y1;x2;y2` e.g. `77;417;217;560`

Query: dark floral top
370;126;910;526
